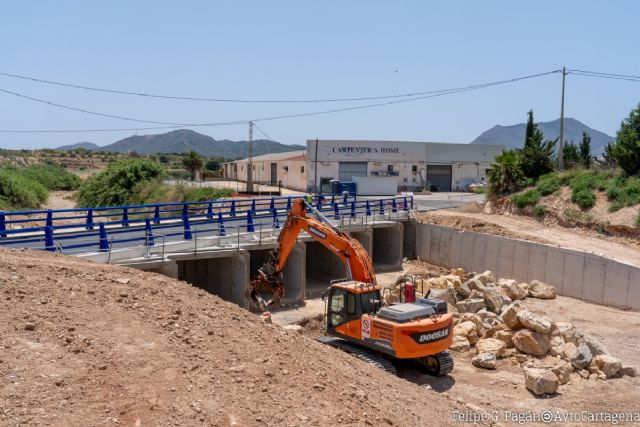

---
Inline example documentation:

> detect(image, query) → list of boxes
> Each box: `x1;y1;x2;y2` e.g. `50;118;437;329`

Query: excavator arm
247;198;376;311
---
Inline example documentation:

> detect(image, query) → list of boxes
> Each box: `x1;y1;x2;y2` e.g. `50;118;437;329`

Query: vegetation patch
535;173;561;195
511;189;541;208
20;164;81;190
0;169;48;210
532;204;546;218
571;188;596;210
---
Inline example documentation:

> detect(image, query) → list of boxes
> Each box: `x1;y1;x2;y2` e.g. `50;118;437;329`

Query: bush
487;150;526;196
77;158;164;207
571;188;596;210
532;204;546;218
185;187;233;202
511;189;541;208
0;169;48;210
535;173;560;195
606;176;640;211
19;164;81;190
132;183;234;204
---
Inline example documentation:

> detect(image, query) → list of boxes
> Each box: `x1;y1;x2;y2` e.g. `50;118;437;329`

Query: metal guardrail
0;195;413;253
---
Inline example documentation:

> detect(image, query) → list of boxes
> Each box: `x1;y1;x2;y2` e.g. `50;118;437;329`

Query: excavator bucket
246;275;284;312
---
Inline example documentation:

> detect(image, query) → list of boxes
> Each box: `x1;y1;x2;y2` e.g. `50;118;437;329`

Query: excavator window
329;288;346;327
347;293;357;315
361;290;382;314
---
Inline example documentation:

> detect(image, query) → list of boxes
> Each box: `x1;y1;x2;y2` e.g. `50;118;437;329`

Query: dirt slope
0;249;467;427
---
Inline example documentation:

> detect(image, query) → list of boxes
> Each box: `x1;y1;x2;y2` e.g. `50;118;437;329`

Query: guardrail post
230;200;236;217
85;208;94;230
286;196;292;211
342;193;348;205
99;223;109;252
402;197;408;211
0;212;6;238
330;194;335;205
316;195;322;211
217;211;226;236
46;210;53;228
350;201;356;218
182;204;192;240
250;199;256;215
392;198;398;213
246;210;255;232
365;200;371;216
44;226;54;251
269;197;275;211
333;203;340;220
145;218;155;246
410;197;414;210
122;207;129;227
272;208;280;229
207;202;214;219
379;199;385;215
153;205;161;224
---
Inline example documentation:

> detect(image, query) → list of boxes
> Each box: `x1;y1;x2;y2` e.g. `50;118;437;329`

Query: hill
96;129;304;159
471;118;614;157
56;141;100;151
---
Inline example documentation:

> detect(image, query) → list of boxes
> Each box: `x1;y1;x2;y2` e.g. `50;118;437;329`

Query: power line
0;69;561;104
568;69;640;82
0;70;560;133
252;122;274;141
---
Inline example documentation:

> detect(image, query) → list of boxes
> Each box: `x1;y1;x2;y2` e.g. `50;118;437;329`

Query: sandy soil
42;190;77;210
0;248;472;427
415;210;640;266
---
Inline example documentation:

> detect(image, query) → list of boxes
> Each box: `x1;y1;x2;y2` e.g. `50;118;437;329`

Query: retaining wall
416;223;640;310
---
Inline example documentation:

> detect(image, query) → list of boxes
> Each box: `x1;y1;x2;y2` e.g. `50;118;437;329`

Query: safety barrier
0;195;413;253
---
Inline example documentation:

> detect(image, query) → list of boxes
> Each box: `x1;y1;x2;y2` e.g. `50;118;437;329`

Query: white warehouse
307;140;504;193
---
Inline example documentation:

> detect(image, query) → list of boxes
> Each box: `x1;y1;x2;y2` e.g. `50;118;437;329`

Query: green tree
603;142;616;169
487;150;525;195
182;151;204;181
613;103;640;176
520;110;556;179
158;154;170;164
562;141;580;168
205;159;221;171
579;132;592;169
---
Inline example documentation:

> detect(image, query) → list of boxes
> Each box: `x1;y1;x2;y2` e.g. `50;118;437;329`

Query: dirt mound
456;201;484;214
0;248;467;427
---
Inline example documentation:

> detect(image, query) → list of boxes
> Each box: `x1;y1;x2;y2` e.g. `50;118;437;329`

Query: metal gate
426;165;452;192
338;162;367;181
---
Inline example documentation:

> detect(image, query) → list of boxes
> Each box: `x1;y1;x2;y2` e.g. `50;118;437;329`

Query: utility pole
558;67;567;171
246;121;254;193
313;138;319;193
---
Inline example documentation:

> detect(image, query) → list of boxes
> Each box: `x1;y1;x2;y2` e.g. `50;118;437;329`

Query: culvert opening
176;256;247;306
306;241;347;298
373;225;403;272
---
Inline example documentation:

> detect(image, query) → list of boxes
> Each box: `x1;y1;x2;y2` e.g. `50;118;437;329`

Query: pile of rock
432;270;638;396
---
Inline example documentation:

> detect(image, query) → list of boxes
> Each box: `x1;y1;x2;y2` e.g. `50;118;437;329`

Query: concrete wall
372;223;404;271
416;223;640;310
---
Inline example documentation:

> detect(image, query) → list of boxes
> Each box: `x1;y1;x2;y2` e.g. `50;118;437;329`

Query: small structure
223;150;307;191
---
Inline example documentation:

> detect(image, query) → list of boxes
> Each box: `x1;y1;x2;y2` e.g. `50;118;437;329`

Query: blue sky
1;1;638;149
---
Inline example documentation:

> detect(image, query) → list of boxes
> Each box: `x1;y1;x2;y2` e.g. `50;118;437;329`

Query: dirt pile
0;248;470;427
410;268;638;396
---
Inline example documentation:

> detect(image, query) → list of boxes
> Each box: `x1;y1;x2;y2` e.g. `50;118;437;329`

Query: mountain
471;118;614;157
95;129;304;159
56;141;100;151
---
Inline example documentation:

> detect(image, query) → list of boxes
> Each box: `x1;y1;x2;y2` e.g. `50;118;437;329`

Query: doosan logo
410;327;450;344
308;227;327;239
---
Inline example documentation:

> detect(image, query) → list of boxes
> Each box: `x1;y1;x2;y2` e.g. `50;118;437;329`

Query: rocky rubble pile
424;270;637;396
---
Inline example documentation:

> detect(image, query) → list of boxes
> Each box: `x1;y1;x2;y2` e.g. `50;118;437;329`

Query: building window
387;165;394;172
412;165;418;173
300;166;305;173
262;164;264;171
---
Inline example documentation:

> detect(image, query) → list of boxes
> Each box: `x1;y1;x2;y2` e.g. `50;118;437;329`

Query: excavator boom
247;199;375;310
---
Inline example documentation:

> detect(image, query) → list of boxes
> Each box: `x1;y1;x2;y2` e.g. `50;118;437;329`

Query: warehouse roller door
339;162;367;181
426;165;452;192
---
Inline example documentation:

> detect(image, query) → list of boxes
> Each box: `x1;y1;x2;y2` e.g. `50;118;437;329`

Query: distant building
224;140;504;194
222;150;307;191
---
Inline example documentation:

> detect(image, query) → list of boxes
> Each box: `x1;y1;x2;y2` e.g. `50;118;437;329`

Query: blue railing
0;194;413;253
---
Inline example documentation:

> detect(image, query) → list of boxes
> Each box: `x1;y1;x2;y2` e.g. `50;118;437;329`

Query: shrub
606;176;640;211
0;169;48;210
487;150;526;196
535;173;560;196
185;187;233;202
77;158;164;207
571;188;596;210
532;204;546;218
511;189;541;208
19;164;81;190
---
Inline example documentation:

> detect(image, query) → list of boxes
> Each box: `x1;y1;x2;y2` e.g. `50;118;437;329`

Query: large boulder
561;342;577;362
549;360;573;385
498;279;527;301
428;286;457;306
569;343;592;370
581;334;609;356
517;310;552;334
501;303;524;329
475;271;496;285
589;355;622;378
494;330;515;348
456;281;472;299
454;321;480;345
483;287;504;314
456;298;485;313
477;309;498;322
465;278;486;293
425;274;462;290
528;280;557;299
476;338;507;358
552;322;578;344
449;335;471;352
472;353;497;370
524;368;559;395
512;330;551;356
549;336;565;357
622;365;639;377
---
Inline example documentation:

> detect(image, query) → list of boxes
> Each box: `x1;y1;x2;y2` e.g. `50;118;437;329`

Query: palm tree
487;150;525;196
182;150;204;181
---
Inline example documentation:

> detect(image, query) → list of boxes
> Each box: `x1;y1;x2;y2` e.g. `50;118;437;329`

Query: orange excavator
247;199;454;376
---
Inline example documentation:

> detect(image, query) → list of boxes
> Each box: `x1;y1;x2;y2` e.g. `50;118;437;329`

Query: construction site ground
415;209;640;266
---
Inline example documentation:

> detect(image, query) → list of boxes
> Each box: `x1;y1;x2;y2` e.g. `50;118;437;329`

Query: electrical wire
568;69;640;82
0;70;561;103
0;70;560;133
252;122;274;141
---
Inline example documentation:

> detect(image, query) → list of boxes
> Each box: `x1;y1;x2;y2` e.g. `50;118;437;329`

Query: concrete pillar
281;242;306;305
402;219;417;260
306;240;347;297
372;222;403;271
154;260;179;279
351;228;373;257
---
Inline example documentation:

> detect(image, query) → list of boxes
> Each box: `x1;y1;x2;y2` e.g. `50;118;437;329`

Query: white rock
528;280;557;299
524;368;559;395
472;352;497;370
517;310;552;334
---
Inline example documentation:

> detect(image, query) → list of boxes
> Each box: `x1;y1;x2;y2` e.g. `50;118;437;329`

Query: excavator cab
326;281;381;331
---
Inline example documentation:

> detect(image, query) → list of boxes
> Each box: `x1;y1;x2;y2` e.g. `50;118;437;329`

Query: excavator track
316;336;397;375
416;351;454;377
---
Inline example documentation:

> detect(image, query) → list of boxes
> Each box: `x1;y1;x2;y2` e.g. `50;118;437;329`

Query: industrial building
223;140;504;194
